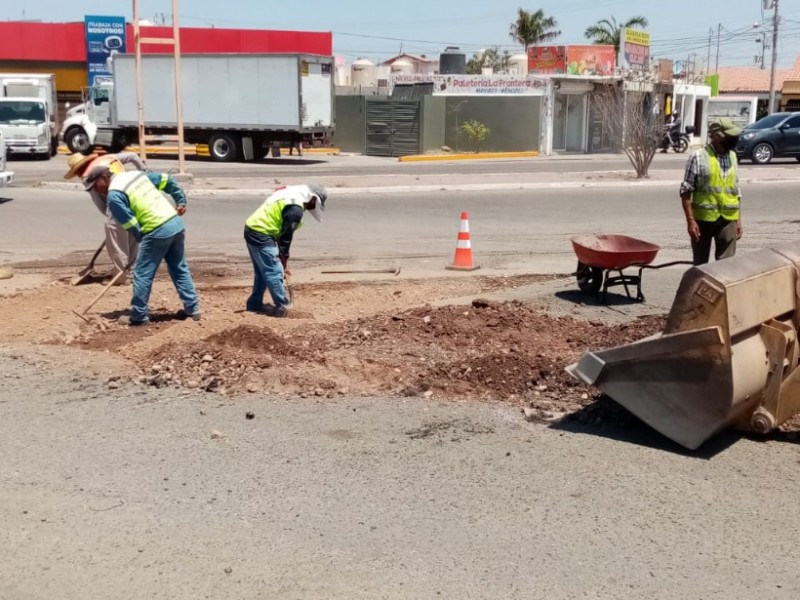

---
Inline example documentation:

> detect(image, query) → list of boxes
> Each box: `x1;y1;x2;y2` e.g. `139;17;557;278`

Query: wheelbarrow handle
639;260;695;270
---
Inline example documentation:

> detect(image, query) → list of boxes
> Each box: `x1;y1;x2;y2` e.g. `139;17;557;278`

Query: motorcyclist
660;112;682;152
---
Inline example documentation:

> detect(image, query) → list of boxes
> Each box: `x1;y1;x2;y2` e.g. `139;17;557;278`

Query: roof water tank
509;53;529;76
352;58;377;87
390;59;414;76
439;46;466;75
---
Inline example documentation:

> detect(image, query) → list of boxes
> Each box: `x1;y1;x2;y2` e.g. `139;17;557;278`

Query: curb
57;145;340;157
398;151;539;163
38;176;800;196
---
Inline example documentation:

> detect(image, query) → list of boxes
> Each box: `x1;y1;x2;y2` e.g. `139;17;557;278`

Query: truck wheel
209;133;239;162
65;128;92;154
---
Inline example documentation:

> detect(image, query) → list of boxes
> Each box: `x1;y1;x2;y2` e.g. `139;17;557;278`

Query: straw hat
63;152;99;180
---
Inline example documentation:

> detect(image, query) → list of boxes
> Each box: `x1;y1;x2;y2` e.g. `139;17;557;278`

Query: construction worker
243;184;327;317
64;151;146;284
679;117;743;265
83;164;201;326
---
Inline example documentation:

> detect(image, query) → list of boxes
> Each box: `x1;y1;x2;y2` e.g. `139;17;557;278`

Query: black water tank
439;47;466;74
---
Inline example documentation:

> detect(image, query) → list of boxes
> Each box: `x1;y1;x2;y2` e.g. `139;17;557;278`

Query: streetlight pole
767;0;780;114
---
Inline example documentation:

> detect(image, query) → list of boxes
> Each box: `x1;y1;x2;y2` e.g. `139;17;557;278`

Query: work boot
176;309;202;321
264;304;288;318
118;315;150;326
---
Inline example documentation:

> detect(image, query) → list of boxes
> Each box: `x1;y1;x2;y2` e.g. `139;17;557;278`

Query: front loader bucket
567;241;800;450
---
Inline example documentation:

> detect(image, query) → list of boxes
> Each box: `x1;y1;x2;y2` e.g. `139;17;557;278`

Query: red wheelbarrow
570;234;692;302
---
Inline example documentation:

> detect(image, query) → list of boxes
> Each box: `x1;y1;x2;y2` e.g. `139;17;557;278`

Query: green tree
466;47;512;74
584;16;648;53
509;8;560;51
462;120;491;153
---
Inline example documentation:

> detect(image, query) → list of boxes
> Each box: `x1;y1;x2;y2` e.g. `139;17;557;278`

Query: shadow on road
550;396;740;459
555;288;644;308
0;197;12;205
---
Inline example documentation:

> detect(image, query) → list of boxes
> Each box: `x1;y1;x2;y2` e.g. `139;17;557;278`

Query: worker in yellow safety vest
83;164;201;326
679;117;743;265
243;185;327;317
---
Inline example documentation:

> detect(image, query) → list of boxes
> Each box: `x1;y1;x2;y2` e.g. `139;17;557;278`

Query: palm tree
509;8;561;51
584;16;648;53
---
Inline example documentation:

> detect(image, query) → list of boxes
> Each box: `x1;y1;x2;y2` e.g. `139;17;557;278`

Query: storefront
672;83;712;143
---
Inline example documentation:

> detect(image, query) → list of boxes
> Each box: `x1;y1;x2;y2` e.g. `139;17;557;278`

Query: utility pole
706;28;713;74
767;0;780;114
714;23;721;74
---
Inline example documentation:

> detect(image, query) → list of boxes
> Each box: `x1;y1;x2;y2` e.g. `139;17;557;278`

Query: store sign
84;15;127;86
565;45;615;76
527;46;566;75
619;28;650;71
393;74;547;96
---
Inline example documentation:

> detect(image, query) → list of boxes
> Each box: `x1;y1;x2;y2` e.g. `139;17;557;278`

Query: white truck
0;130;14;186
61;53;335;162
0;73;59;160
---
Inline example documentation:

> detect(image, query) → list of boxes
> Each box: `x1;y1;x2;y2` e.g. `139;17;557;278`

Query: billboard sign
393;74;548;96
620;28;650;71
84;15;127;85
565;45;615;76
527;46;567;75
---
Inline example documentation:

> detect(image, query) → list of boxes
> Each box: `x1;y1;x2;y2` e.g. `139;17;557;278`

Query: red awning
0;21;332;62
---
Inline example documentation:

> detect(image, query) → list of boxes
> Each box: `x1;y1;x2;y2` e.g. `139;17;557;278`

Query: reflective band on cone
446;211;480;271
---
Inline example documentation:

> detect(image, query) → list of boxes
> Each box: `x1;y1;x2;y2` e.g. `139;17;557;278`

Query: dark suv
736;112;800;164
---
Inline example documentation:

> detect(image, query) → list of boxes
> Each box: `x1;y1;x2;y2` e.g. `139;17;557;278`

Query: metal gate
365;100;421;157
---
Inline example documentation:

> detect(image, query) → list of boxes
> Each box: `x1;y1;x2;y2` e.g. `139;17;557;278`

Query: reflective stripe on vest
110;171;177;234
244;195;304;237
692;147;740;222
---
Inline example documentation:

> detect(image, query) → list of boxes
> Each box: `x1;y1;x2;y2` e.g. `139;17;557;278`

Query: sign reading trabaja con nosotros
84;15;127;86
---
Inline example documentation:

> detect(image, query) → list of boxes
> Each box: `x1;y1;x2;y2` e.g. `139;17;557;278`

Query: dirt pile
136;300;665;417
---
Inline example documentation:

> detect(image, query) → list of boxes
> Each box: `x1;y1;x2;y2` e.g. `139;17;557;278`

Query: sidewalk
25;150;800;195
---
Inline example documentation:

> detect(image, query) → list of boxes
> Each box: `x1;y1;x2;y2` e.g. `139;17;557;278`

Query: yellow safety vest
245;192;304;238
691;146;740;222
110;171;177;234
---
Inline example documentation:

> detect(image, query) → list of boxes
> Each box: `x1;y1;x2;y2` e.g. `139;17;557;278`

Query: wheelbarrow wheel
576;262;603;294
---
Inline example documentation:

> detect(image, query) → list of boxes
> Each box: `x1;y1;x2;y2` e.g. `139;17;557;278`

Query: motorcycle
660;124;695;154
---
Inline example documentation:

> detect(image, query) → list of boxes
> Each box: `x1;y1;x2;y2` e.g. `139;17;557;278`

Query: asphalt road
1;349;798;600
3;169;800;599
2;182;799;275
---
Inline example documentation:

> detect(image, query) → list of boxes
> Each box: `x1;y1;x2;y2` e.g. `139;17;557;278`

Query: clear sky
8;0;800;68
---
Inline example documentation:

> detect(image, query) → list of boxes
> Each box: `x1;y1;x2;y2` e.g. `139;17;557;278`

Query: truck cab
0;130;13;187
61;82;113;154
0;75;58;160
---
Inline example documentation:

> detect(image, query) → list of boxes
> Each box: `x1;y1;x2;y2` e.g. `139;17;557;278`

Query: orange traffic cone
446;211;480;271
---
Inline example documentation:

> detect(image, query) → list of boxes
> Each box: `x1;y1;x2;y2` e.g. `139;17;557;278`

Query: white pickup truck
0;130;14;187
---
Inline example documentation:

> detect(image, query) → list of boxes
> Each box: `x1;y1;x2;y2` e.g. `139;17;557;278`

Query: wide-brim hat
63;152;99;180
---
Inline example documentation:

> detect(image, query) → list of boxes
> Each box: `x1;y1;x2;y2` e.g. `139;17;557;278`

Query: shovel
321;266;401;276
71;258;134;323
71;241;106;286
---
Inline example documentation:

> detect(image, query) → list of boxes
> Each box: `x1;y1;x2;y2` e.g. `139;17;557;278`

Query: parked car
735;112;800;164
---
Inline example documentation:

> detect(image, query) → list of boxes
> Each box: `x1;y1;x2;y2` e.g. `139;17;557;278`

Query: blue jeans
131;217;199;322
246;239;289;311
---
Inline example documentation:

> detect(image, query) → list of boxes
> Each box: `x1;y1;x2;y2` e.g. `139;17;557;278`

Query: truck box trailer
61;53;335;162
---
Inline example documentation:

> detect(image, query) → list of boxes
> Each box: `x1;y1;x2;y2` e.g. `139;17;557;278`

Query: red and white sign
393;74;548;96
